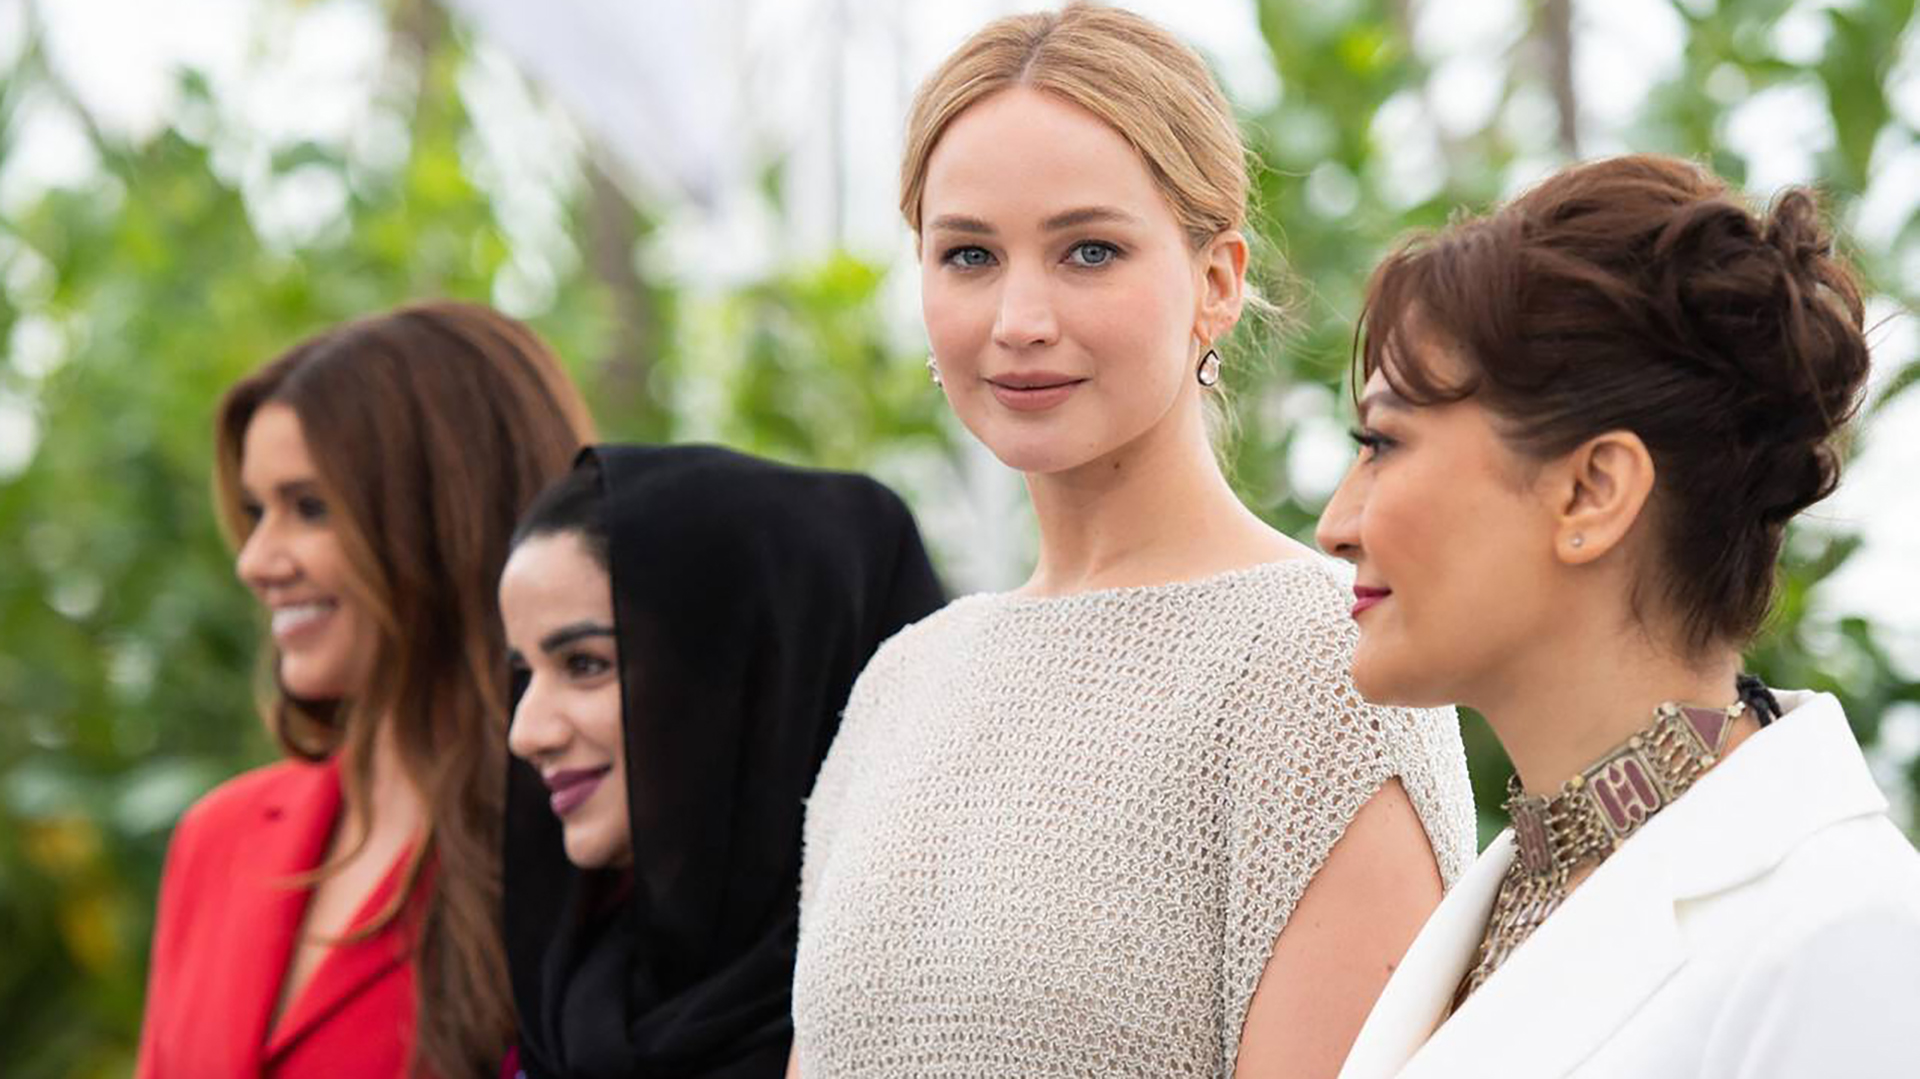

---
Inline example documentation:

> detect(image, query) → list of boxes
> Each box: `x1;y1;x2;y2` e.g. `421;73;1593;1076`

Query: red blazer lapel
199;760;343;1073
264;839;424;1062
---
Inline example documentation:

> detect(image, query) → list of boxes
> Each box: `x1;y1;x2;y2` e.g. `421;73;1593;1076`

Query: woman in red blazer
135;301;594;1078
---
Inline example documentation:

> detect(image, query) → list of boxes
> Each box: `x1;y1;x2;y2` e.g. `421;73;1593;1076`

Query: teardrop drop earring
1196;348;1223;387
926;354;944;387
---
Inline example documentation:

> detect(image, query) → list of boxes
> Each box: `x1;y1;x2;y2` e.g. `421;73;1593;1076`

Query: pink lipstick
544;766;611;817
987;371;1086;412
1351;586;1391;619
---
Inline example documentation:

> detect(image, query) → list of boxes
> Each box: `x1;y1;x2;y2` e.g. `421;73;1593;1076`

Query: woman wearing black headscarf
496;444;944;1079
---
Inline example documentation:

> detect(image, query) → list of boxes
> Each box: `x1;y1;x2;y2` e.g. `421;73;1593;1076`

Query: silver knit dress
794;557;1476;1077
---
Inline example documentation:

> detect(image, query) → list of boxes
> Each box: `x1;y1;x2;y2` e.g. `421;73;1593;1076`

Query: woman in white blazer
1314;152;1920;1079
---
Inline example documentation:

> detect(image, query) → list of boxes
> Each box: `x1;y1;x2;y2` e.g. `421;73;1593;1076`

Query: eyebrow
539;621;617;654
925;206;1143;236
237;478;324;503
1041;205;1139;231
1357;386;1412;422
927;214;993;235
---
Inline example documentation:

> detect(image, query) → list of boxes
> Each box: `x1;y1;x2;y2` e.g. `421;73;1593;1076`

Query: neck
1476;629;1748;798
343;716;427;844
1019;400;1296;595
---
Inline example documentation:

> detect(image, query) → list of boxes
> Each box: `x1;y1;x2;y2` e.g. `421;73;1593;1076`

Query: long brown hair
214;300;596;1077
1356;154;1869;652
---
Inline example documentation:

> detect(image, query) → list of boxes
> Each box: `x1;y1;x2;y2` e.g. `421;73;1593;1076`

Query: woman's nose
991;262;1061;350
507;681;570;763
235;517;296;590
1315;468;1365;562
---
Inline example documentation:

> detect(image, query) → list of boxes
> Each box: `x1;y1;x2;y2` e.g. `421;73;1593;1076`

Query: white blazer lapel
1396;833;1686;1079
1336;835;1512;1079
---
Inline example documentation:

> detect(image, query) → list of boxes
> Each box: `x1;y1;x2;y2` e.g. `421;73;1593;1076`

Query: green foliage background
2;0;1917;1074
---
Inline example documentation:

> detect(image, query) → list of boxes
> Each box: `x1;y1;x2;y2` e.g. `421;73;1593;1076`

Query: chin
562;826;627;870
278;657;352;702
1349;645;1455;710
967;420;1109;476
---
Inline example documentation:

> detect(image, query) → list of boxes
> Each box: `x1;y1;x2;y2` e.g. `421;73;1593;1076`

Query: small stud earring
926;354;943;387
1571;534;1585;549
1196;348;1222;387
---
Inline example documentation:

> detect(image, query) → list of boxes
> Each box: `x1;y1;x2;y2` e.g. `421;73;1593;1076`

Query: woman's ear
1194;229;1248;344
1545;430;1657;565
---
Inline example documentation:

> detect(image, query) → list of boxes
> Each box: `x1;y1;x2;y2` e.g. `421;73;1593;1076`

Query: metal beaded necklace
1452;677;1781;1007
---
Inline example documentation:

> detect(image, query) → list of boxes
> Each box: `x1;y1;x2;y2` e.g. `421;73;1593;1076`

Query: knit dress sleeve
1213;565;1474;1074
799;620;913;921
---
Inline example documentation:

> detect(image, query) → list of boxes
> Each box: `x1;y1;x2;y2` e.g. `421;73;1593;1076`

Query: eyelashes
1349;427;1397;458
1065;240;1119;267
936;240;1128;271
942;246;994;269
564;651;613;679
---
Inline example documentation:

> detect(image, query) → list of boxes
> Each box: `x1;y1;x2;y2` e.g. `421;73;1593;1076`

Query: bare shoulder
1234;779;1444;1079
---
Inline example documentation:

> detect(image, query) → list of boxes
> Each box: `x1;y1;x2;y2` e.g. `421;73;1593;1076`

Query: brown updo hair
1357;154;1870;653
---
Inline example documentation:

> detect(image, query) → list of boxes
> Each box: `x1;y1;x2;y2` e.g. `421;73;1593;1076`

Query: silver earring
1196;348;1222;387
926;354;943;387
1571;534;1585;549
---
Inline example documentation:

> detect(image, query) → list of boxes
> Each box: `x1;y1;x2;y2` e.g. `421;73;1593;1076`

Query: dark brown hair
214;300;595;1077
1357;154;1870;653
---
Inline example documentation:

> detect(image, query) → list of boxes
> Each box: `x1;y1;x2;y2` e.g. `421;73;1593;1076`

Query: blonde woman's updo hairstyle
1358;154;1871;654
900;3;1249;252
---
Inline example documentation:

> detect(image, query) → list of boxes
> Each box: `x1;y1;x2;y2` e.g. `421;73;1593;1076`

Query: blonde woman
790;7;1475;1077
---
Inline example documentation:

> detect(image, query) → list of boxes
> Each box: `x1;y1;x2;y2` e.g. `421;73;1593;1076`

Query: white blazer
1337;691;1920;1079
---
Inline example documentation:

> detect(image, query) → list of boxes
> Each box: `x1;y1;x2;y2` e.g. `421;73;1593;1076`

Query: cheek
576;683;625;760
922;276;987;367
1354;469;1552;702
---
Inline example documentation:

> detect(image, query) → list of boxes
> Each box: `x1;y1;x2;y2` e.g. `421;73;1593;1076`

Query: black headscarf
502;444;945;1078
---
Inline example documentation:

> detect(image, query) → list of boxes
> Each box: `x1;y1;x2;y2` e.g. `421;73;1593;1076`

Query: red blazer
136;757;423;1078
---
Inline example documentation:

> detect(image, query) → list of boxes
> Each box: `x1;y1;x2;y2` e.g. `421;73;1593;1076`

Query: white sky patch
8;314;68;383
225;0;387;151
1723;79;1835;192
1412;0;1525;59
1307;161;1362;219
1772;3;1836;67
1575;0;1685;138
1429;54;1507;137
458;40;584;274
0;390;41;482
38;0;254;144
1853;128;1920;250
248;163;351;251
1814;294;1920;669
0;1;24;68
1126;0;1281;113
1370;90;1447;209
0;90;100;217
1890;20;1920;130
1287;416;1355;508
1263;383;1349;507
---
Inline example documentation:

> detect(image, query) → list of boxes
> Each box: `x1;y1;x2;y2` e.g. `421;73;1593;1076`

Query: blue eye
1066;241;1119;267
942;246;995;269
